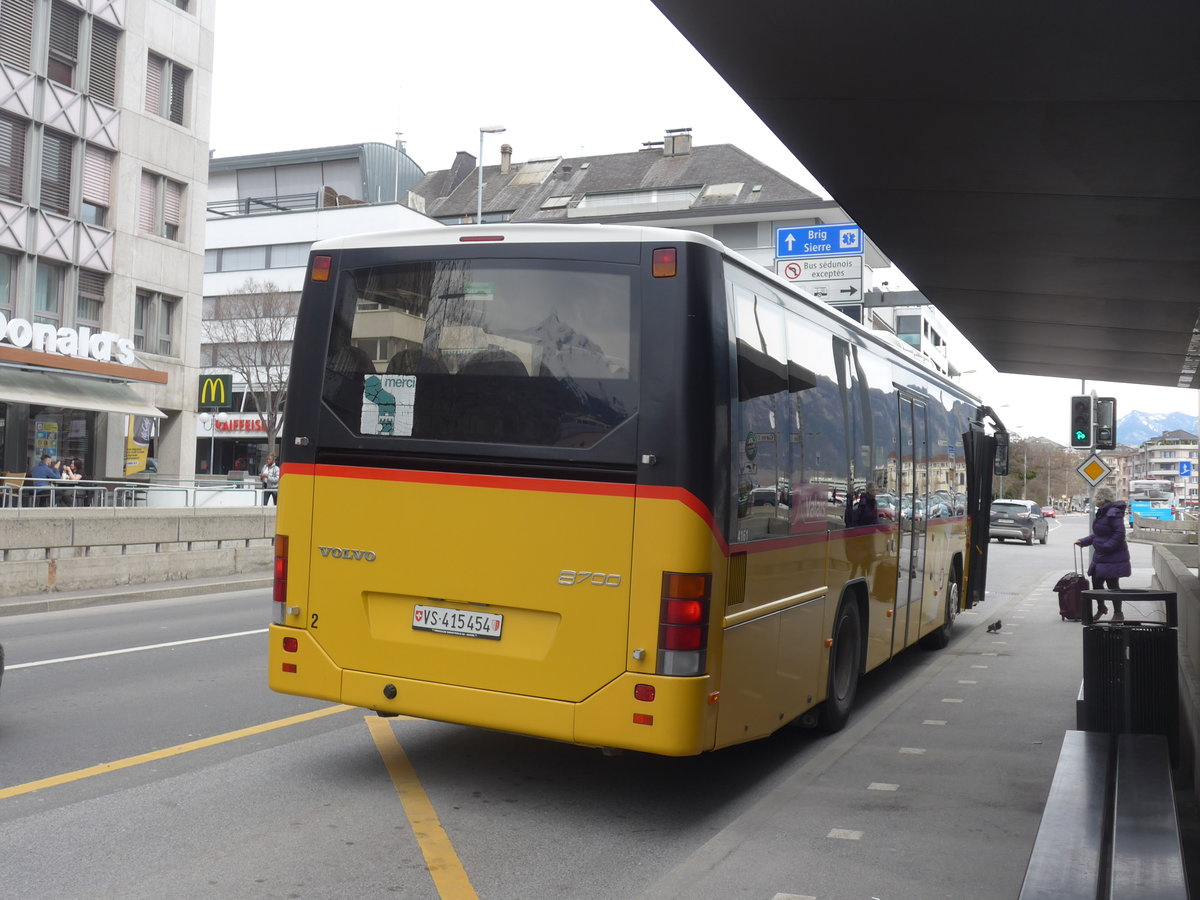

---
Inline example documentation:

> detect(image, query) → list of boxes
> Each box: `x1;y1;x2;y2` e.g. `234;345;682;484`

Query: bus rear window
321;259;636;448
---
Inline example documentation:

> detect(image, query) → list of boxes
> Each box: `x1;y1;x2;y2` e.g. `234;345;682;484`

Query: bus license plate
412;604;503;640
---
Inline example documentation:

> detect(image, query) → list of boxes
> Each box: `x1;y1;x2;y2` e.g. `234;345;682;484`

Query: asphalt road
0;514;1139;899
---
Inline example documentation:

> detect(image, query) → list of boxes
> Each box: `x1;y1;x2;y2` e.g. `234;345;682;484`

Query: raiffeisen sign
0;312;136;366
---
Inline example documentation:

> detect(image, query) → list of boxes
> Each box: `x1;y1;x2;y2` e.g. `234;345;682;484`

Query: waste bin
1079;589;1178;760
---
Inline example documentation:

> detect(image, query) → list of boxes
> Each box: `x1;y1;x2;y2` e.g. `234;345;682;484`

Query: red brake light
272;534;289;623
282;637;298;653
311;255;332;282
652;247;677;278
665;598;704;624
459;235;505;242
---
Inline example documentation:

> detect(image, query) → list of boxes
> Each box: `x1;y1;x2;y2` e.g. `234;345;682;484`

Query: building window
578;186;700;210
77;269;105;325
0;0;34;71
88;21;119;106
40;129;73;215
219;245;267;271
146;52;189;126
34;261;65;326
269;243;309;268
139;171;184;240
81;145;112;226
0;112;26;202
135;290;179;356
47;1;82;88
0;253;15;315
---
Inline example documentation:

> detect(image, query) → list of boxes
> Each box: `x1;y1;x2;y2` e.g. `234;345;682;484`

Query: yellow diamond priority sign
1076;454;1112;486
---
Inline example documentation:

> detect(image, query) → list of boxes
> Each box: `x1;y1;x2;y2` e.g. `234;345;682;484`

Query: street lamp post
200;412;229;474
477;125;505;223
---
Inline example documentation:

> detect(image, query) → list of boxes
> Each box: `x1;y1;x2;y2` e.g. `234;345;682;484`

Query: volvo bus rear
268;225;729;755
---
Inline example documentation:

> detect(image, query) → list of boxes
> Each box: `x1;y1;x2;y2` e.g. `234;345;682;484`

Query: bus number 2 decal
558;570;622;587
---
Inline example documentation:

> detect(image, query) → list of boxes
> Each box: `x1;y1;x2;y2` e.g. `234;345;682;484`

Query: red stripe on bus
290;462;636;498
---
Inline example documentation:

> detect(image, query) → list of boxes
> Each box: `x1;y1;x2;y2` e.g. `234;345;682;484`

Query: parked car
990;499;1049;545
1041;506;1057;518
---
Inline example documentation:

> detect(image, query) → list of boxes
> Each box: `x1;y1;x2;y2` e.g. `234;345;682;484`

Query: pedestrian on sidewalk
260;454;280;506
1075;486;1131;622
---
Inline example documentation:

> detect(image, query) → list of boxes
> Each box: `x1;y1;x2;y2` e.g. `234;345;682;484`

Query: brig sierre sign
0;313;137;366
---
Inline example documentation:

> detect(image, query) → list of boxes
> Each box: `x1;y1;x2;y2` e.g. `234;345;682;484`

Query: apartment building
0;0;213;481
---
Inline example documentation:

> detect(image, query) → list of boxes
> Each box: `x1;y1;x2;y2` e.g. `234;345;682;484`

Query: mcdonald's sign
198;374;233;409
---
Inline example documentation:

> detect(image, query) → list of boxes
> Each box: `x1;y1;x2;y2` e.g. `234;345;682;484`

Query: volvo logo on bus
557;570;622;587
318;546;377;561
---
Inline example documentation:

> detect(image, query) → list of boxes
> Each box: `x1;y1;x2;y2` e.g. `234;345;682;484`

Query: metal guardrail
4;477;272;509
206;191;321;218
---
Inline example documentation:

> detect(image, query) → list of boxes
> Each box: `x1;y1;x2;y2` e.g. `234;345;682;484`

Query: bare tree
202;278;298;457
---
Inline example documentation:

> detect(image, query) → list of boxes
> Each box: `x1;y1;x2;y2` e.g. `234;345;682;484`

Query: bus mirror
787;361;817;393
994;432;1010;476
736;339;787;401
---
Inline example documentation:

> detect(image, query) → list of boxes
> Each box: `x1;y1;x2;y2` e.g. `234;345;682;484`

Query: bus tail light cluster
652;247;677;278
657;572;711;676
272;534;289;625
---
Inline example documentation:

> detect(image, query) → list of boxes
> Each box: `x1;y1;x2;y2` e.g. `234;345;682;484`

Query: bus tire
922;561;961;650
819;598;862;733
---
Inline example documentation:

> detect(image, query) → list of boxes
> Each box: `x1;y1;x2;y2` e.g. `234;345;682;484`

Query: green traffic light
1075;430;1087;441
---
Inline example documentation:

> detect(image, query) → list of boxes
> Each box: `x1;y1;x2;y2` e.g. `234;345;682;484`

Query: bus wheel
922;563;961;650
819;599;862;733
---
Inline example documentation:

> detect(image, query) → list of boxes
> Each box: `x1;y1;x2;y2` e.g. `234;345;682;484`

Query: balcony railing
206;192;321;219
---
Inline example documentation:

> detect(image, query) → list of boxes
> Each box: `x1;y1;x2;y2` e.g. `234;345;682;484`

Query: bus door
895;395;928;650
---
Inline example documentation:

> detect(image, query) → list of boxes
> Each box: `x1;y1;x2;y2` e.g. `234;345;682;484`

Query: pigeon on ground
986;620;1002;633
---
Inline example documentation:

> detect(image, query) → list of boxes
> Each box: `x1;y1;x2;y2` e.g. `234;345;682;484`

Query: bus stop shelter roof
651;0;1200;389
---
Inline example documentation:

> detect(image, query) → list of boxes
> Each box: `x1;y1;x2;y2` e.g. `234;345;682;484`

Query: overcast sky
209;0;1197;443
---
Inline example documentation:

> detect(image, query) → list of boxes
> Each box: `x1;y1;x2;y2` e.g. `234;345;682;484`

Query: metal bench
1019;730;1188;899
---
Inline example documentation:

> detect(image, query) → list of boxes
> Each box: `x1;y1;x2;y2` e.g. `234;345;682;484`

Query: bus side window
733;285;788;539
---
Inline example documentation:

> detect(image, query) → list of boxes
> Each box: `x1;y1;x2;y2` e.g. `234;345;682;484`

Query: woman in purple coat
1075;486;1131;622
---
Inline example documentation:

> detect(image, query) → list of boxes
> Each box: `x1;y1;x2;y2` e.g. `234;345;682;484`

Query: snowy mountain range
1117;410;1199;446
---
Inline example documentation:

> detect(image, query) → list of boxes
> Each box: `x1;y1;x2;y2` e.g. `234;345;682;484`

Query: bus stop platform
633;560;1200;899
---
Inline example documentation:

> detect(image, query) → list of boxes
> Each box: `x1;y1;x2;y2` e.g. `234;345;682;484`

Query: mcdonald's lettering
198;375;233;408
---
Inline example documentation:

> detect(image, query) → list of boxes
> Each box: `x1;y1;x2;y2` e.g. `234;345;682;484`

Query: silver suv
990;499;1049;545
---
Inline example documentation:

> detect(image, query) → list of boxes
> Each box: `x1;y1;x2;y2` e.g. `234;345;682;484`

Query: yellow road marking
366;716;479;900
0;704;353;801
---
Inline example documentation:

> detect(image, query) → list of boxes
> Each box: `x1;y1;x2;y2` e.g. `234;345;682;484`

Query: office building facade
0;0;213;481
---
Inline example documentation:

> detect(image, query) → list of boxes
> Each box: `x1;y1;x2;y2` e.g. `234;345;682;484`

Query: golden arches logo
199;375;230;407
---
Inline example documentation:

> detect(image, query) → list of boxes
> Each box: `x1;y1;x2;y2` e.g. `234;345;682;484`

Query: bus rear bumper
269;627;715;756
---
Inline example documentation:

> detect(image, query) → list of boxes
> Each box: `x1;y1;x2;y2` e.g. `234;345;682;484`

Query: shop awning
0;368;165;418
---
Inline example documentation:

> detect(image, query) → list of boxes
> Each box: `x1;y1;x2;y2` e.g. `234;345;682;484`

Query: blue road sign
1181;460;1192;477
776;223;863;259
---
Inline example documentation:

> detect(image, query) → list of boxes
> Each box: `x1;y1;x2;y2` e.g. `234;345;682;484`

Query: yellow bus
269;224;1005;756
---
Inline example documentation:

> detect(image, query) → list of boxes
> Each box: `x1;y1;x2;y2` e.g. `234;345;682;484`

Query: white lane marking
868;782;899;792
899;747;926;754
8;629;269;669
827;828;863;840
923;719;947;726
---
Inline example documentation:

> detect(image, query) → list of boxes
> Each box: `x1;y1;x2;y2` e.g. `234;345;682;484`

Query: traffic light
1070;395;1093;448
1094;397;1116;450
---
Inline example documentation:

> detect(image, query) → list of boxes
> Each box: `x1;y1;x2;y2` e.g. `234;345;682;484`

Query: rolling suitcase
1053;545;1089;621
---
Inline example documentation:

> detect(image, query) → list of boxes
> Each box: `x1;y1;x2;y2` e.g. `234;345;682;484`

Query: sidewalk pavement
0;572;271;618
